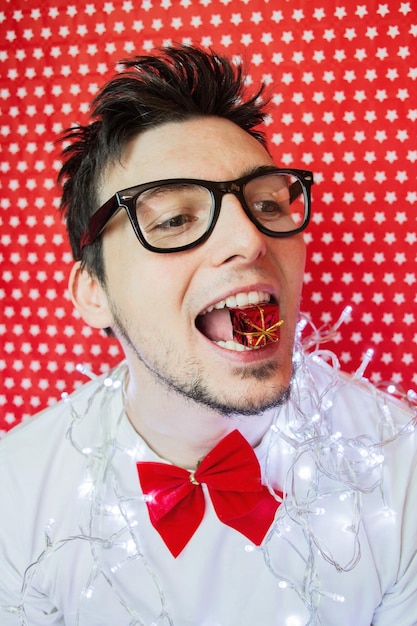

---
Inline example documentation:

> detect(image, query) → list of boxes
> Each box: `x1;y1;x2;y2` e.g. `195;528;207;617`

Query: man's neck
124;362;273;469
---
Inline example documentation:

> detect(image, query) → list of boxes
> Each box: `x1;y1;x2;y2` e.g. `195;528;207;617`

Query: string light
75;363;97;380
353;348;375;379
3;309;416;625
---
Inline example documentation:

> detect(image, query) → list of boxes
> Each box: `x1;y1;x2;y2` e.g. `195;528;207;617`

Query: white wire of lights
3;307;416;625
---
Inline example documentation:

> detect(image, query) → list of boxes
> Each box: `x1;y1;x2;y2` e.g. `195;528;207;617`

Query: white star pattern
0;0;416;432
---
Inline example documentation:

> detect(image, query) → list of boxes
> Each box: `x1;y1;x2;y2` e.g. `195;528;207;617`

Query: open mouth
195;291;284;352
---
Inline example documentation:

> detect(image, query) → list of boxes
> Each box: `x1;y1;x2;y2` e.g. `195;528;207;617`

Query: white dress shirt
0;354;416;625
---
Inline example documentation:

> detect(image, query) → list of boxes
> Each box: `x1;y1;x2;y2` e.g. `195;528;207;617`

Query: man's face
99;117;306;416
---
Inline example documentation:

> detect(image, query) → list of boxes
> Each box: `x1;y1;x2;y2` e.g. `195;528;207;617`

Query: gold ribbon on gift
233;307;284;347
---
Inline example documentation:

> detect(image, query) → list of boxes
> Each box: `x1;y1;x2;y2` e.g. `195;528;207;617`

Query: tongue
196;307;234;342
197;303;283;347
230;303;284;348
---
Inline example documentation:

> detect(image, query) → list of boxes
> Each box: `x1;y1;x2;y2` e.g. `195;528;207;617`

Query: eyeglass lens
134;173;307;249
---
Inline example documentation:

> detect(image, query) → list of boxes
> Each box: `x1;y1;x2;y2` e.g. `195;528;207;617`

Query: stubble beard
110;304;292;418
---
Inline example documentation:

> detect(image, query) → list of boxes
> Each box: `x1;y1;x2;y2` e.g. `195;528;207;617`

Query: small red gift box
230;304;284;348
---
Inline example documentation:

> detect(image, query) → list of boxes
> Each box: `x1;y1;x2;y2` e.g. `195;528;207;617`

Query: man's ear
68;261;113;329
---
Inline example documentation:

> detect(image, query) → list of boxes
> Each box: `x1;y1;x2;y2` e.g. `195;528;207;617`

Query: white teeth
203;291;271;315
216;340;260;352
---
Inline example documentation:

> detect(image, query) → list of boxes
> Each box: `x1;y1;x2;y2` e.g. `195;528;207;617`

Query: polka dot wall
0;0;416;433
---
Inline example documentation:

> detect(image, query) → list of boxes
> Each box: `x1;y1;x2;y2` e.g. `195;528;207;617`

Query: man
0;46;416;625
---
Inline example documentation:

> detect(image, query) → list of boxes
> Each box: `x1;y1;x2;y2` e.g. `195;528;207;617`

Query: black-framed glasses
80;167;313;254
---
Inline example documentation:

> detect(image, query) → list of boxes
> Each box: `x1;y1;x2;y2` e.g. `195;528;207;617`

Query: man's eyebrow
240;164;281;178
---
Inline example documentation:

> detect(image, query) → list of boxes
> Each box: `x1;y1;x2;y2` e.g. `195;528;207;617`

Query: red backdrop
1;0;416;434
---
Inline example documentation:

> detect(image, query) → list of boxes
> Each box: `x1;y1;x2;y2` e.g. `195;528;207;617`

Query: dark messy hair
58;45;269;281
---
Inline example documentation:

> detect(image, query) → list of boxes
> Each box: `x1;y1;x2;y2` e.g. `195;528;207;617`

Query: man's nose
207;192;267;266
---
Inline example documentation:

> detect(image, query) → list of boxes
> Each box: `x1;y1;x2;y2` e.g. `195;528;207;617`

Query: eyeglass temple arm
80;196;122;250
289;180;303;204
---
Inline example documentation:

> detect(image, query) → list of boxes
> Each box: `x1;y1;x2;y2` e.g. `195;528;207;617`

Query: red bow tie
136;430;283;557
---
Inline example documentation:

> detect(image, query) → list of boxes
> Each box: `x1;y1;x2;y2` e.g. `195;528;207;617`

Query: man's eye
252;200;288;214
157;214;198;229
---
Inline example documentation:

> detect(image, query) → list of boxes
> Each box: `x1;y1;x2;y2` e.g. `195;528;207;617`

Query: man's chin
152;354;294;417
180;377;292;418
